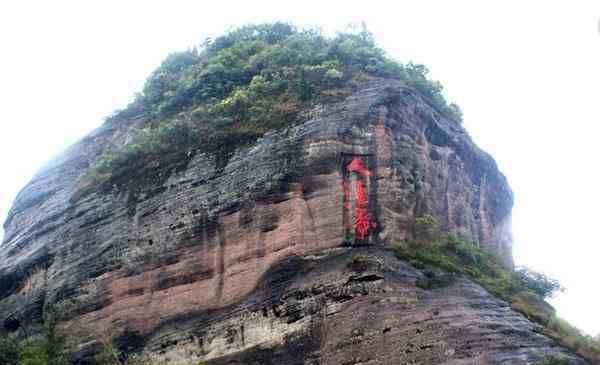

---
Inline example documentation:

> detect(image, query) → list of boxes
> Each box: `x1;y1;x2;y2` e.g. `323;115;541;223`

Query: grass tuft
389;232;600;364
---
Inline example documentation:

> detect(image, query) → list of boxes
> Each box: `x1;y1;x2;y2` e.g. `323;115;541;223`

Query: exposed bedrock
115;248;587;365
0;79;518;363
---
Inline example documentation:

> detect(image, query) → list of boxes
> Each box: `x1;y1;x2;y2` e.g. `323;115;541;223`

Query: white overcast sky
1;1;599;335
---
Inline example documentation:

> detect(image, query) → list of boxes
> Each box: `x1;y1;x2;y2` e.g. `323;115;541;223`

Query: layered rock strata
0;79;519;364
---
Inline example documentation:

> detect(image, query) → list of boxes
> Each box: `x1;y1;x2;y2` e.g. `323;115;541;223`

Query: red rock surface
0;80;535;364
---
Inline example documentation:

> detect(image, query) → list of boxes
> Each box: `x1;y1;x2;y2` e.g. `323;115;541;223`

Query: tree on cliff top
129;22;460;120
81;22;462;194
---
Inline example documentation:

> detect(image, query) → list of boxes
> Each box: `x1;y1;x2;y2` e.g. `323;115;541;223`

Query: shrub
510;291;555;325
78;22;463;197
389;230;600;364
20;310;66;365
412;214;439;242
19;341;51;365
348;253;372;272
0;335;19;365
399;63;463;123
514;266;564;300
543;317;600;361
0;308;68;365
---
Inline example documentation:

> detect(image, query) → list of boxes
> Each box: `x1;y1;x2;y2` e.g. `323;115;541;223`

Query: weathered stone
0;79;555;364
138;248;587;365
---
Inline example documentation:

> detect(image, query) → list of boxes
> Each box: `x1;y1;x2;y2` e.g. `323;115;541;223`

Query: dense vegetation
78;22;462;195
0;311;66;365
0;317;172;365
391;215;600;364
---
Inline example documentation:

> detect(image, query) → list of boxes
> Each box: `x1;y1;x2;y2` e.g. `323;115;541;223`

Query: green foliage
389;216;600;364
412;214;439;242
536;356;569;365
509;291;555;325
0;310;67;365
141;51;200;106
0;335;19;365
81;22;462;195
98;120;197;174
543;317;600;363
514;266;564;300
20;311;66;365
389;234;520;300
19;342;51;365
400;63;462;120
348;253;372;272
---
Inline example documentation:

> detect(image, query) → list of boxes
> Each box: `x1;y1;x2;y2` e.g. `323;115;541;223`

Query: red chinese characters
343;157;376;240
354;207;373;240
346;157;371;177
354;180;369;206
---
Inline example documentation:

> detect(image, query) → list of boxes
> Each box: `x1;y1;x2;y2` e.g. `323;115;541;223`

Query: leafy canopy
391;214;599;364
132;23;461;120
83;23;462;193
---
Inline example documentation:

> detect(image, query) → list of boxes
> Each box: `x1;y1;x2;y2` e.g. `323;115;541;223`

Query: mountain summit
1;24;596;365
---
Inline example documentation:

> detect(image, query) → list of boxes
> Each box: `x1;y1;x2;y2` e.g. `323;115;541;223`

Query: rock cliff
1;79;583;364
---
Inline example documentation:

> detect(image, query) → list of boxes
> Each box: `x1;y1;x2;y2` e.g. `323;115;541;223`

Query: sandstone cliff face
144;248;586;365
0;79;546;364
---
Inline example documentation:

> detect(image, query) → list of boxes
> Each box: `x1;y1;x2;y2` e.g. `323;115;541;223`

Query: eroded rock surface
0;79;525;363
142;248;586;365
